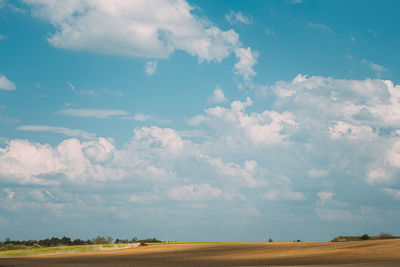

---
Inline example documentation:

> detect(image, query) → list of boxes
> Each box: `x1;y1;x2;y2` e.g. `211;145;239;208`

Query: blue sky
1;0;400;242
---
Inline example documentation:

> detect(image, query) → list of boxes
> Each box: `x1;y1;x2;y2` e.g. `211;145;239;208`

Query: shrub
360;234;370;240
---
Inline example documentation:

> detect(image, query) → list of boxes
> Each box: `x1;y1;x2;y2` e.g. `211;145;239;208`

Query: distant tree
61;236;72;246
107;236;113;244
139;238;161;243
268;238;273;242
360;234;370;240
131;237;138;242
93;236;107;244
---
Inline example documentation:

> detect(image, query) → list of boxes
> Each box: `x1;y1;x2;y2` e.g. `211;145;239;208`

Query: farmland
1;239;400;266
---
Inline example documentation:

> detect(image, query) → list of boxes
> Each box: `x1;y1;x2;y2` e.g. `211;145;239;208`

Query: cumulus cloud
225;11;252;25
329;121;376;140
17;125;96;140
4;74;400;231
0;137;122;184
145;60;158;76
58;108;128;118
24;0;255;80
234;47;257;81
0;74;16;91
189;96;297;147
256;74;400;196
208;86;227;103
201;155;267;187
261;175;305;201
132;126;184;154
270;74;400;129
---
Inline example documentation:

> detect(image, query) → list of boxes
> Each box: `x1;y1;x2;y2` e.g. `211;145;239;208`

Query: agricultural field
0;243;139;258
1;239;400;266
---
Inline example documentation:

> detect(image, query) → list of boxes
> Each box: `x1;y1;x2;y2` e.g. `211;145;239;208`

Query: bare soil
1;239;400;266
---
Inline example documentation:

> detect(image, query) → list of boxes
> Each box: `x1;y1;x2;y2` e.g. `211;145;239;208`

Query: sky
1;0;400;242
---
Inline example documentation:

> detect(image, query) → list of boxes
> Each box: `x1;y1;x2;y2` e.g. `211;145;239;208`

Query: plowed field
1;239;400;266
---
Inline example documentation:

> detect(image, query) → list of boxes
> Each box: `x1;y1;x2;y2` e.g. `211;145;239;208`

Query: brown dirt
1;239;400;266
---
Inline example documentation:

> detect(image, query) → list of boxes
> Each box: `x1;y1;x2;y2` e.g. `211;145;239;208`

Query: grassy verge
0;243;138;258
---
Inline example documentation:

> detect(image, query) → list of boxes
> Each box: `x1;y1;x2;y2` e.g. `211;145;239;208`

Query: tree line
0;236;161;251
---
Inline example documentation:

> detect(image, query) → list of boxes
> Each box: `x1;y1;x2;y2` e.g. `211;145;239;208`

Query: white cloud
387;140;400;168
262;188;305;201
24;0;255;80
145;60;158;76
17;125;96;140
362;59;386;75
208;86;227;103
133;113;153;122
366;168;392;185
234;47;257;81
291;0;302;4
121;113;171;124
308;169;329;178
0;138;122;184
269;75;400;129
316;191;335;206
201;155;267;187
315;192;356;222
25;0;245;62
58;108;128;118
6;190;15;200
225;11;252;25
133;126;184;154
167;184;222;201
0;33;6;40
329;121;376;140
308;22;333;34
383;188;400;200
67;82;98;96
0;74;16;91
189;96;297;147
315;207;356;222
261;175;304;201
